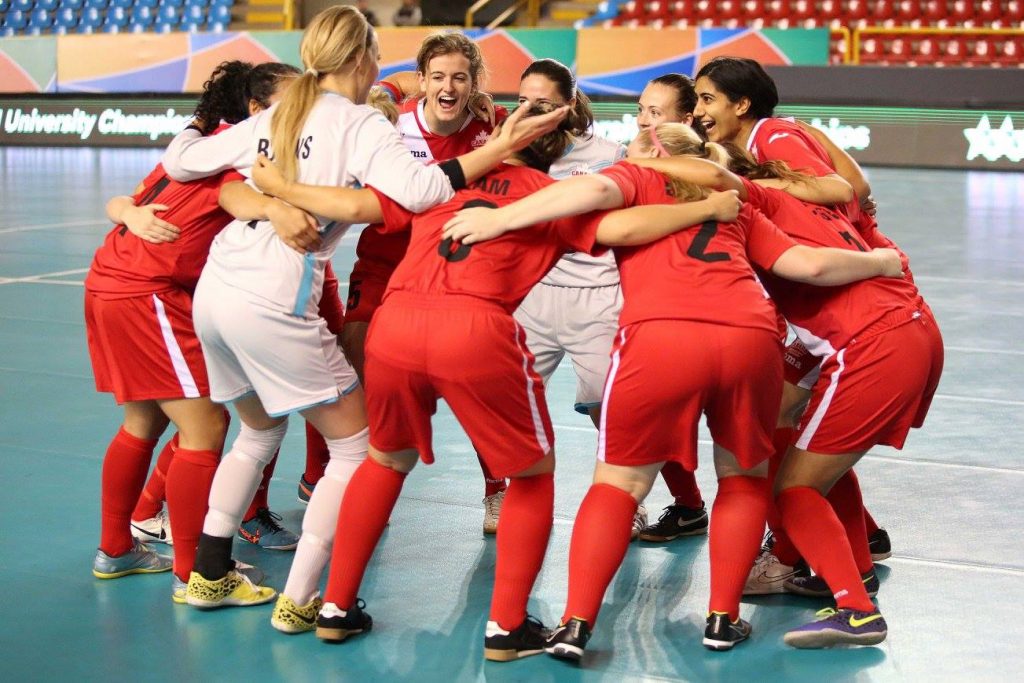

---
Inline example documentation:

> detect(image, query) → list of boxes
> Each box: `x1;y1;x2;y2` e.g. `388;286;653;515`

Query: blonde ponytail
269;5;372;181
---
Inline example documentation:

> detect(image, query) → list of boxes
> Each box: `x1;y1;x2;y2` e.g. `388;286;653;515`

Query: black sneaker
545;617;592;662
484;615;549;661
638;503;709;542
869;528;892;561
316;599;373;642
784;569;880;598
703;612;752;651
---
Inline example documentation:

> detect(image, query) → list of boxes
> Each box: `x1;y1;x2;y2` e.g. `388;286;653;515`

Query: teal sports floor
1;146;1023;682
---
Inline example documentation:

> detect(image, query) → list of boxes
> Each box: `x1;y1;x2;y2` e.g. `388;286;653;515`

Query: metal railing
466;0;542;28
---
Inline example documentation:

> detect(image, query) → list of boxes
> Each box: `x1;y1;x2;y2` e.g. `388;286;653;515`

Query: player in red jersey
336;32;514;530
441;121;903;658
86;61;309;594
250;106;742;659
693;56;904;589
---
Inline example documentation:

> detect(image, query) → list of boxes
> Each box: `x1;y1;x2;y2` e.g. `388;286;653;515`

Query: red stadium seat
916;36;938;61
888;36;912;62
922;0;947;25
843;0;870;29
975;0;1002;23
669;0;696;25
1005;0;1024;24
938;35;968;65
860;36;883;63
868;0;896;26
895;0;923;25
995;36;1023;67
765;0;792;27
947;0;974;27
791;0;817;26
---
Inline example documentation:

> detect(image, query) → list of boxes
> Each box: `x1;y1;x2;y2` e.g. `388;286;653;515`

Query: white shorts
193;271;359;418
514;283;622;414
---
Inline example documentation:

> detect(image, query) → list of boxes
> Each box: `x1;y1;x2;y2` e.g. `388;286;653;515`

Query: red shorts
599;320;783;471
796;309;944;454
783;338;822;388
345;266;390;324
364;292;553;479
85;289;209;403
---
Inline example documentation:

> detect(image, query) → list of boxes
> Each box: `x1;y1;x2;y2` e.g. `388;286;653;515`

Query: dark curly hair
193;60;254;135
245;62;302;112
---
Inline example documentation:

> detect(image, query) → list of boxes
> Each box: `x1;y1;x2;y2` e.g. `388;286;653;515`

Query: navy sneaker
638;503;708;542
785;569;879;598
545;617;591;662
869;528;892;561
783;607;887;648
703;612;752;651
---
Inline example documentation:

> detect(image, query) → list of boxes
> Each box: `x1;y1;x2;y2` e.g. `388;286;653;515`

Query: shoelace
814;607;839;620
524;614;546;633
484;492;504;515
255;508;286;533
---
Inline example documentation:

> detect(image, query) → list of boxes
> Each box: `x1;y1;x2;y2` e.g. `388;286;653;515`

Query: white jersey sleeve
542;134;627;288
161;114;265;182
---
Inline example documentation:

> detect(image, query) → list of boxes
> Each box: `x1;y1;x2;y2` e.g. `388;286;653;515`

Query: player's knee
231;421;288;468
325;427;369;465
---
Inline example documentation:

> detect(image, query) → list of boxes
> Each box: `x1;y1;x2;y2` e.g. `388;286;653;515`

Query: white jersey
542;133;626;288
161;92;455;318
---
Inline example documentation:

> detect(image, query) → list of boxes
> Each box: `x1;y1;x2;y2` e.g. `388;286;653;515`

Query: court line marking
886;555;1024;576
0;268;90;283
0;219;108;235
916;275;1024;288
944;345;1024;356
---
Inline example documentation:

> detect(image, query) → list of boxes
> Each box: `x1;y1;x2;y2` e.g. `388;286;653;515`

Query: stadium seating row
0;0;232;34
859;33;1023;65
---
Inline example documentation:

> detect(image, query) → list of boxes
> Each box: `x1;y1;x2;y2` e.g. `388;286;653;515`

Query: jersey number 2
687;221;730;263
437;199;497;262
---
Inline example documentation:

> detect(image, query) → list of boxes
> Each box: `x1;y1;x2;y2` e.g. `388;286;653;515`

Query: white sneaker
630;504;648;541
131;508;173;546
483;490;505;535
743;550;798;595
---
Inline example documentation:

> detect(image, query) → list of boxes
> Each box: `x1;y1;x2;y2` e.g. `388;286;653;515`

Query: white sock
282;427;368;604
202;421;288;538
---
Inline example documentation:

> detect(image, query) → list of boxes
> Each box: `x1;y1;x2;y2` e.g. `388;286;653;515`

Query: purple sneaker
783;607;887;648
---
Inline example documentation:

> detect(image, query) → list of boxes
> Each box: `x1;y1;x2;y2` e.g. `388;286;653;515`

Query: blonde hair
367;86;399;125
416;32;486;91
270;6;372;180
718;141;816;184
635;123;731;202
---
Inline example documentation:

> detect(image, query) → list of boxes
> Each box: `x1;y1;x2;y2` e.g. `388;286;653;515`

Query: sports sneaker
703;612;752;651
743;550;800;595
783;607;887;649
869;528;892;561
172;561;265;604
130;509;173;546
484;615;550;661
93;541;173;579
316;600;373;642
784;569;880;598
272;593;324;634
238;508;299;550
185;569;276;609
545;617;591;662
482;489;505;535
630;504;649;541
298;475;316;505
638;503;709;542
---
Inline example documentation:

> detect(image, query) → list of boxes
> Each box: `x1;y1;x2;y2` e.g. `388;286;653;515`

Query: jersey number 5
437;199;498;262
687;221;730;263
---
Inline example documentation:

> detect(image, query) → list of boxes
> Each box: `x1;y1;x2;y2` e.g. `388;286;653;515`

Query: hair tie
699;141;708;155
649;130;671;158
306;67;319;78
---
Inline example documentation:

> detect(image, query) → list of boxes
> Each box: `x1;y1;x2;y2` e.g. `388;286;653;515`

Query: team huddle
84;5;944;663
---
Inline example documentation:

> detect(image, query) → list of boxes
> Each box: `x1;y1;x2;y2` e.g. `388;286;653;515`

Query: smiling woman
415;33;487;137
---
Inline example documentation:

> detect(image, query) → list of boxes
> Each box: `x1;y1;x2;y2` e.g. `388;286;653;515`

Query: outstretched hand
252;154;287;198
492;104;570;154
123;203;181;243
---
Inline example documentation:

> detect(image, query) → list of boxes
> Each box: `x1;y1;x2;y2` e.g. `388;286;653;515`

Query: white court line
0;268;90;285
886;555;1024;576
0;219;108;235
945;345;1024;356
931;393;1024;407
916;275;1024;288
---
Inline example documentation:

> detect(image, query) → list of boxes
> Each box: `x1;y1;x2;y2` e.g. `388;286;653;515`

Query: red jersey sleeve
367;185;414;234
740;177;782;216
598;161;647;206
742;206;798;272
759;129;834;177
550;210;608;256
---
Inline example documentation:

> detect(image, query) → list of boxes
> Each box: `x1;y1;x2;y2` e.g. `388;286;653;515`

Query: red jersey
371;163;600;312
352;102;509;279
86;162;243;299
597;163;796;332
747;118;834;177
743;178;922;355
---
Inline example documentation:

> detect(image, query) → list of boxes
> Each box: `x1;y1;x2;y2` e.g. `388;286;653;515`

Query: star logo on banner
963;115;1024;163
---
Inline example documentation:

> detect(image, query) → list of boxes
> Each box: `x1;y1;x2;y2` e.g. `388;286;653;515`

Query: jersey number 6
437;199;498;262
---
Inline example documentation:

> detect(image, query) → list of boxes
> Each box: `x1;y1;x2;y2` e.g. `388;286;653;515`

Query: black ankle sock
193;534;234;580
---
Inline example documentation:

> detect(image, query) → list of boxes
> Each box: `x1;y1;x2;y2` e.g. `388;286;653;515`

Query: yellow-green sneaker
271;593;324;634
185;569;276;609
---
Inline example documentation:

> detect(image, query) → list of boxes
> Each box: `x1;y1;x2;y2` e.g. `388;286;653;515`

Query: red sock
244;449;278;521
166;447;221;581
490;473;554;630
708;476;769;620
764;427;802;566
777;486;874;612
304;421;329;484
826;470;874;574
863;505;880;536
100;428;158;556
131;434;177;521
660;461;702;509
323;458;407;608
561;483;636;626
477;451;507;498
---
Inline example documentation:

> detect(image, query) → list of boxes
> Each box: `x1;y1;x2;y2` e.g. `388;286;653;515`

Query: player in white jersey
158;6;569;629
